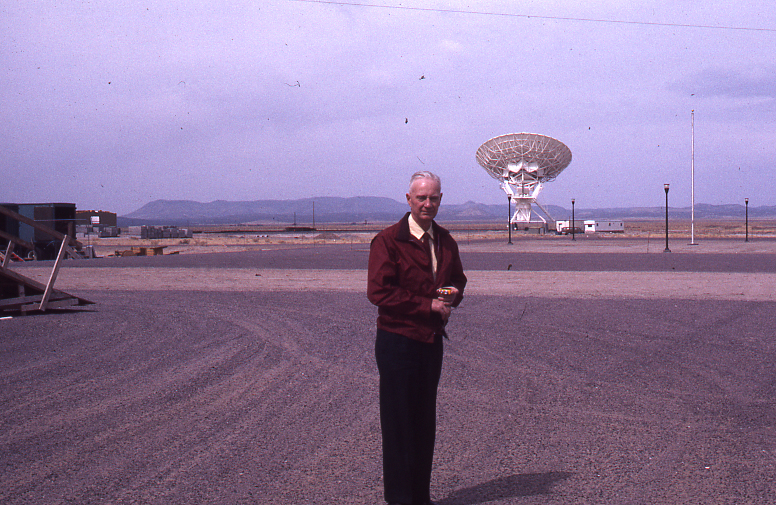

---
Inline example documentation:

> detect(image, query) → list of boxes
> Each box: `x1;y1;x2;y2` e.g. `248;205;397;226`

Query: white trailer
584;220;625;233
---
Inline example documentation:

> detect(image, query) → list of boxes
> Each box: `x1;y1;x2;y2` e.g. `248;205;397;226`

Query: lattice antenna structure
476;133;572;225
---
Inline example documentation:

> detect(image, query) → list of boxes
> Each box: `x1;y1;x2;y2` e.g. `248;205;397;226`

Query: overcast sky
3;1;775;214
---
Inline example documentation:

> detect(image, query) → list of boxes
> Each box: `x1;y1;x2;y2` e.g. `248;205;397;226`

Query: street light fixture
745;198;749;242
663;184;671;253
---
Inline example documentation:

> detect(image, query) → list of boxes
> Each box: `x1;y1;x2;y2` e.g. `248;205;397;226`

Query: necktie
422;233;436;280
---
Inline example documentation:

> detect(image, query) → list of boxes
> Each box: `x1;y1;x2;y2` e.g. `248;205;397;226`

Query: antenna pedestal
501;180;548;225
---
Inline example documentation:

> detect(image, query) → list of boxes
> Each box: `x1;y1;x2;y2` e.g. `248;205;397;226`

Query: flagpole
690;110;698;245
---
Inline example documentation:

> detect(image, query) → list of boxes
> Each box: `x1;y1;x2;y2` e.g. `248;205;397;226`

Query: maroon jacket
367;213;467;343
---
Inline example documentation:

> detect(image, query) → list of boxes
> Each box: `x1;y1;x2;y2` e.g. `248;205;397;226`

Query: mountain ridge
118;197;776;226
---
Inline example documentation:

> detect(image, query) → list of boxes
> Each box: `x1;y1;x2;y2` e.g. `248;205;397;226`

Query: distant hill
121;197;407;226
118;198;776;226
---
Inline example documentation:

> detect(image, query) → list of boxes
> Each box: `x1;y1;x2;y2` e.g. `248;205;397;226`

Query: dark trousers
375;328;444;505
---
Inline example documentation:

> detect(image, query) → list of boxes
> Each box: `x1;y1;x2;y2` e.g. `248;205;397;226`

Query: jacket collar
397;212;446;242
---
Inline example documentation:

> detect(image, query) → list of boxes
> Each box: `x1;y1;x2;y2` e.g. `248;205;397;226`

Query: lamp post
745;198;749;242
663;184;671;253
507;194;513;245
571;198;576;241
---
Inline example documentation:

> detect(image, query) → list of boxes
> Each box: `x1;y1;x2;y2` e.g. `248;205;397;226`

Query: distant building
584;220;625;233
76;210;117;228
555;219;625;234
76;210;119;238
127;225;193;239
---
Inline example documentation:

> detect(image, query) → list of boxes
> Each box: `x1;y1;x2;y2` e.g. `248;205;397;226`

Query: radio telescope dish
476;133;572;226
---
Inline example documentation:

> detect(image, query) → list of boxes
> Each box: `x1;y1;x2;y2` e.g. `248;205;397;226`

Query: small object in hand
436;287;453;296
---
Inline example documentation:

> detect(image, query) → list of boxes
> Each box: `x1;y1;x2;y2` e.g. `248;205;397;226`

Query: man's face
406;177;442;229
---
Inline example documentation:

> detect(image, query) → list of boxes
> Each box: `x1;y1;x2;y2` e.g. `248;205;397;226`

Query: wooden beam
0;268;94;311
0;229;36;252
0;294;44;308
40;298;80;310
62;242;82;260
0;291;84;309
39;239;69;311
2;242;11;269
0;265;48;291
0;205;83;249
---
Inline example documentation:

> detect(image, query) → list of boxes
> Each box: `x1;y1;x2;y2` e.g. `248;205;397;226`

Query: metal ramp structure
0;205;94;314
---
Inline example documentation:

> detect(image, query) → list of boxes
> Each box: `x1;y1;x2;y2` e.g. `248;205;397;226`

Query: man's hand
436;286;459;306
431;298;452;323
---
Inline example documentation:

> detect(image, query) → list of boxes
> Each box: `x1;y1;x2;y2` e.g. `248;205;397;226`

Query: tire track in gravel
216;297;384;504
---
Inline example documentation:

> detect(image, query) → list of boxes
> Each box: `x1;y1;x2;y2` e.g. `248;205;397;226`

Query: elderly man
367;171;467;505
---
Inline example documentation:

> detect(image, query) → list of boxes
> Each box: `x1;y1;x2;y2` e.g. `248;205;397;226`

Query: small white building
584;220;625;233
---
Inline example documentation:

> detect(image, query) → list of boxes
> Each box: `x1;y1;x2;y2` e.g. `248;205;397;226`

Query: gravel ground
2;238;776;504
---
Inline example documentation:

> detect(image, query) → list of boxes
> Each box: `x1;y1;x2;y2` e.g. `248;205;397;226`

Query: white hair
409;171;441;192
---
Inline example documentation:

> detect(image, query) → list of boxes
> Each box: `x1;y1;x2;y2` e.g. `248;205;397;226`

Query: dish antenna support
476;133;572;225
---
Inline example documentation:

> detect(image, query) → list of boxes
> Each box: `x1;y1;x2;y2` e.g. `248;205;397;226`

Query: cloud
674;68;776;99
